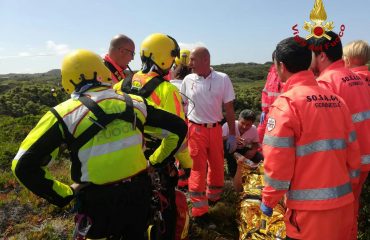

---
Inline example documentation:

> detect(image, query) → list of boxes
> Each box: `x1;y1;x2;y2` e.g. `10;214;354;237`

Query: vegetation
0;63;369;239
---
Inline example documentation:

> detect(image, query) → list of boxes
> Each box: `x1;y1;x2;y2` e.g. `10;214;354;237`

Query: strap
73;94;143;151
49;107;75;146
136;77;164;98
104;60;124;81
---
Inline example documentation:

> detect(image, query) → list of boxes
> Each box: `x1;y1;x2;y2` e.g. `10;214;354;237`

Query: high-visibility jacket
114;71;192;168
317;60;370;172
262;70;361;211
11;86;187;207
104;54;126;84
351;65;370;88
261;65;283;113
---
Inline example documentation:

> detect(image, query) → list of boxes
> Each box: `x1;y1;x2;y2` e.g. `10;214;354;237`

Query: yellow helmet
140;33;180;71
175;49;191;66
61;49;112;94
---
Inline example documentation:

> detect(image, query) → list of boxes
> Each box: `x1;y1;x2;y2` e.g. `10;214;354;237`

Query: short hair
343;40;370;65
275;37;312;73
308;31;343;62
239;109;256;122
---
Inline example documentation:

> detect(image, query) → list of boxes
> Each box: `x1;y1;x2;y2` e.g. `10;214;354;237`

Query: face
189;51;208;76
117;41;135;69
274;59;285;82
238;118;253;134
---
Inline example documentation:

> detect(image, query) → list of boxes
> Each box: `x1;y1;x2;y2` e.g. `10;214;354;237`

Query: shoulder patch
266;117;276;132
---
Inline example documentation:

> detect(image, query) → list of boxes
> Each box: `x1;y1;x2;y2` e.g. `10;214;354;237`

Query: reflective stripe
263;135;294;148
296;139;346;157
350;169;360;178
361;155;370;165
79;134;142;182
14;149;27;160
288;182;352;201
207;185;223;190
189;191;205;197
264;174;290;190
261;103;270;107
352;110;370;123
267;91;281;97
192;200;208;208
348;131;357;143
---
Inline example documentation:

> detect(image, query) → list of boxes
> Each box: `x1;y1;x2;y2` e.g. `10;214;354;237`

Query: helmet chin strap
141;56;168;76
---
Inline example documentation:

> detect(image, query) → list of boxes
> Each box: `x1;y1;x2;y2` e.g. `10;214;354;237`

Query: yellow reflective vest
12;86;187;207
114;71;193;168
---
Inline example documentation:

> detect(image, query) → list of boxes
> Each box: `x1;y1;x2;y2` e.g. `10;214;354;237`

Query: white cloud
18;52;31;57
178;41;206;51
46;40;71;55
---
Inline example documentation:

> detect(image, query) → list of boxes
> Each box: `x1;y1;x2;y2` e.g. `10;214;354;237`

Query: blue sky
0;0;369;74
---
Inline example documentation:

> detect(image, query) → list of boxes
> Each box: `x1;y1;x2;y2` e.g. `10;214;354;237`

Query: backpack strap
74;93;143;151
104;60;124;82
49;107;75;147
131;76;164;98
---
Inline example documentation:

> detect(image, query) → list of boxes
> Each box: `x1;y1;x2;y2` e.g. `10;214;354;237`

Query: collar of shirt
104;54;125;83
351;65;368;74
320;59;345;76
283;70;318;92
193;68;215;81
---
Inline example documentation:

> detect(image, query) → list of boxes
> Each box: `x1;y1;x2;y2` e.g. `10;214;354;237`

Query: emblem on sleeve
267;118;276;132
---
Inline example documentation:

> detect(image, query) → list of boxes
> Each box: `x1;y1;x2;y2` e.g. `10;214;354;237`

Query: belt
189;120;221;128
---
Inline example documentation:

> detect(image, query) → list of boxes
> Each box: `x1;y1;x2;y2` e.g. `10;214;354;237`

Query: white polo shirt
181;70;235;123
222;121;259;147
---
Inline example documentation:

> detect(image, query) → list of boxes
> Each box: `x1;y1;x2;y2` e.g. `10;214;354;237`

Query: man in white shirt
222;109;263;177
181;47;237;223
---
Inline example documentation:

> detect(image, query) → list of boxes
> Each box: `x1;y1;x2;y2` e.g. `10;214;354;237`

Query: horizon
0;0;369;74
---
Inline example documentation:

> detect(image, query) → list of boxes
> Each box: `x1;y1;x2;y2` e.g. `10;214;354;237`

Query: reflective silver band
264;174;290;190
288;182;352;201
352;110;370;123
192;200;208;208
348;131;357;143
350;169;360;178
361;155;370;165
263;135;294;148
189;191;205;197
296;139;346;157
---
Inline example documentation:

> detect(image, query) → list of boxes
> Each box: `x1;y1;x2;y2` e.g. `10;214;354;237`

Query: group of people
11;30;370;240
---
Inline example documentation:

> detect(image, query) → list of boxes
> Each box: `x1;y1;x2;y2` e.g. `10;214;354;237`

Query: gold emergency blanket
237;164;286;240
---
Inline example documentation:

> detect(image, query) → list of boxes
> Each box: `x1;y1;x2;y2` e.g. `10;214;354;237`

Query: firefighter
114;33;192;239
181;47;237;224
343;40;370;88
104;34;135;84
310;31;370;240
261;37;361;240
11;49;187;240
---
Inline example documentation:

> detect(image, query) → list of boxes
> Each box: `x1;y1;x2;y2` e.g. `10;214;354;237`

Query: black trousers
77;172;151;240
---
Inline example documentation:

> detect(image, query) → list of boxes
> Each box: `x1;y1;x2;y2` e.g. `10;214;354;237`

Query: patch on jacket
267;117;276;132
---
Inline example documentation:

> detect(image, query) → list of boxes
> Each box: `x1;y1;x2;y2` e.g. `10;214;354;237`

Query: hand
260;202;273;217
226;135;237;153
70;183;90;195
259;112;266;124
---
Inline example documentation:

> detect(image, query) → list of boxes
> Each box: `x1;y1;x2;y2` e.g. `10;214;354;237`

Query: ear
279;62;288;74
318;52;327;63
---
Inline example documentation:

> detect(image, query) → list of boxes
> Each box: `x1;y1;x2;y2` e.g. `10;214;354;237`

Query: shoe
193;213;216;229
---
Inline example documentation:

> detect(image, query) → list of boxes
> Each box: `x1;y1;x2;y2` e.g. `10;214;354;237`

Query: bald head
189;47;211;77
108;34;135;69
109;34;134;52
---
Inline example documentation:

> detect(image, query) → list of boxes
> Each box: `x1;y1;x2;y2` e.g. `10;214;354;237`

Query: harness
50;92;143;168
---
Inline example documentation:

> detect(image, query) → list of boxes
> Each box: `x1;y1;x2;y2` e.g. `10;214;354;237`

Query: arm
224;101;236;136
144;104;187;166
11;111;74;207
262;99;297;209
